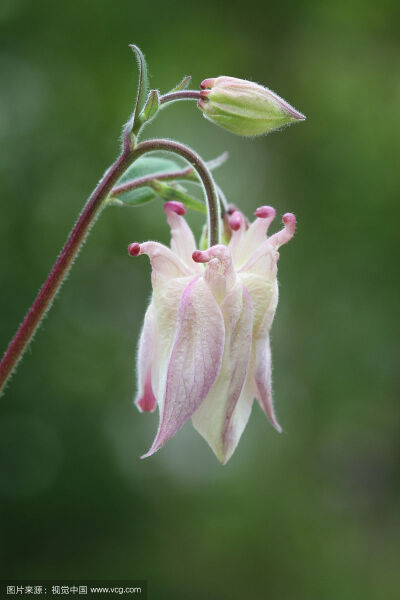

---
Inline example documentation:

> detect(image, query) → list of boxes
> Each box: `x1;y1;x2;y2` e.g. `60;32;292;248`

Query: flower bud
198;76;305;137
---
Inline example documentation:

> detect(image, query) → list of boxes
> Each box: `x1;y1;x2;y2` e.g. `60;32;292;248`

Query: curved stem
159;90;202;105
133;139;221;246
0;102;217;395
111;165;194;198
0;147;136;394
110;151;229;201
216;184;229;214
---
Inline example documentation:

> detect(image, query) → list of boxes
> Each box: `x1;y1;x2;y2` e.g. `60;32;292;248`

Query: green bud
198;76;305;137
139;89;160;124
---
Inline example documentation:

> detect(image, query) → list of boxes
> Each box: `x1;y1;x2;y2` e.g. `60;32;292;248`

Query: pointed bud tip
255;205;276;219
128;242;141;256
290;109;306;122
163;201;186;216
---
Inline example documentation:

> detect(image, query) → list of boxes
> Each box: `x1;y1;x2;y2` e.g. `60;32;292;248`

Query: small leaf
167;75;192;94
129;44;149;123
140;89;160;124
151;181;206;214
113;156;181;207
206;151;229;171
184;151;229;182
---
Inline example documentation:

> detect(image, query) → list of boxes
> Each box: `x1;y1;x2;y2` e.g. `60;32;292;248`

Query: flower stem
110;165;195;198
132;139;221;246
110;151;229;214
159;90;202;105
0;146;137;394
0;136;220;395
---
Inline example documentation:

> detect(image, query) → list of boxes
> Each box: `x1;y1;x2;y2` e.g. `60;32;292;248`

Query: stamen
128;242;141;256
163;201;186;216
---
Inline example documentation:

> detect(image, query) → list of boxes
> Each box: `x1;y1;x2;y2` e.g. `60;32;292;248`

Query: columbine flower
198;76;305;137
129;200;296;464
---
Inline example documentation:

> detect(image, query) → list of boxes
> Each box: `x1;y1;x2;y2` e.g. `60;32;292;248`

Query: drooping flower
129;200;296;464
198;76;305;137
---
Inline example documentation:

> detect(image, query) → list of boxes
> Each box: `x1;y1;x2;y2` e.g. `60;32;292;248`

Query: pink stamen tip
282;213;296;232
164;201;186;216
128;242;141;257
255;205;276;219
192;250;210;263
229;211;243;231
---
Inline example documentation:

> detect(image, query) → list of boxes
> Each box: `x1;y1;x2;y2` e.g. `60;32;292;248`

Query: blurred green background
0;0;399;598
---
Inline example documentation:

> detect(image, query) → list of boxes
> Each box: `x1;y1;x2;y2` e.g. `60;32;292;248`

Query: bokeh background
1;1;399;598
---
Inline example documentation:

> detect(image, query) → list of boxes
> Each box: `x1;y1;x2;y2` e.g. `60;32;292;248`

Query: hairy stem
111;165;194;198
133;139;221;245
0;104;219;394
0;146;137;394
159;90;202;105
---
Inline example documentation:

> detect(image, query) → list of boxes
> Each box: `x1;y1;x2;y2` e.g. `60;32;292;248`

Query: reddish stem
111;165;193;197
0;147;136;393
159;90;202;104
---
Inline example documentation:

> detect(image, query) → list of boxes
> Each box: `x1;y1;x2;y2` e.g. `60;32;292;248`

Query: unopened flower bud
198;76;305;137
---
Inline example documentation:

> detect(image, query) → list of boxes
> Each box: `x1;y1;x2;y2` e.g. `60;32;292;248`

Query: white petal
231;206;276;269
142;277;225;457
134;302;157;412
138;241;192;278
254;334;282;432
164;202;202;274
192;284;253;464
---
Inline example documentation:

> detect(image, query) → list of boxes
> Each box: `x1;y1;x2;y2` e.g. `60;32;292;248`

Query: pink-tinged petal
239;214;296;278
228;210;247;265
268;213;296;248
244;205;276;252
192;284;253;463
193;244;236;301
238;271;278;332
137;368;157;412
229;206;276;269
142;277;225;458
134;304;157;413
150;275;196;406
131;240;192;278
254;334;282;432
164;202;201;274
